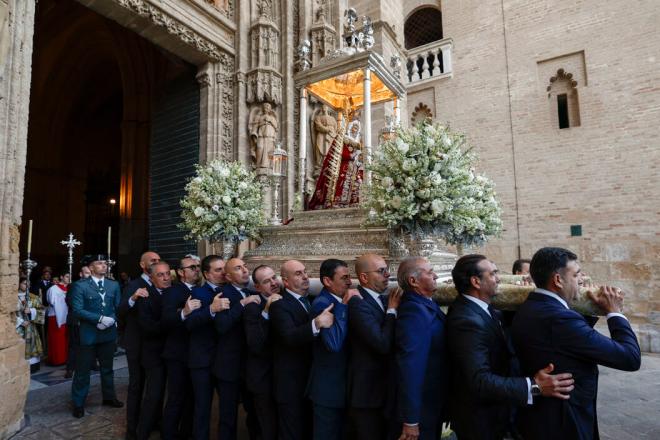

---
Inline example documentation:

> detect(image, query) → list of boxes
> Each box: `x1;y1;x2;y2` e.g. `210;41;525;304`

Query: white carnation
222;195;232;205
194;207;205;217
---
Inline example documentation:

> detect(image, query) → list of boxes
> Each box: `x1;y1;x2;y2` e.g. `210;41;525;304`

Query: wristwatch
530;378;542;397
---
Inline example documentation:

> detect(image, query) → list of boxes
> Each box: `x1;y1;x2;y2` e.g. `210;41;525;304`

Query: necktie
377;295;386;311
97;280;104;291
299;296;311;313
214;286;222;294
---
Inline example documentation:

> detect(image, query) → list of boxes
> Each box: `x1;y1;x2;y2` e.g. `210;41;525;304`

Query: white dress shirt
362;286;398;317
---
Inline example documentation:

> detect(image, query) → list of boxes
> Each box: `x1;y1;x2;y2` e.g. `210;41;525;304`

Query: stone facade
1;0;659;436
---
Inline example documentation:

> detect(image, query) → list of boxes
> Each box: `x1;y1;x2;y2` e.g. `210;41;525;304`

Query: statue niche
248;102;279;175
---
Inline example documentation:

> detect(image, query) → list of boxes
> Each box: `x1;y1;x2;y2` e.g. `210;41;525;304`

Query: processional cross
60;233;81;281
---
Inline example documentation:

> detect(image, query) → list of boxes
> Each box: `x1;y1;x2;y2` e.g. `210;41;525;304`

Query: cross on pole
60;233;81;280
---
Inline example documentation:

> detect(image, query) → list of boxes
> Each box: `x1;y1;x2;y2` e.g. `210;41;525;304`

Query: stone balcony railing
405;37;453;86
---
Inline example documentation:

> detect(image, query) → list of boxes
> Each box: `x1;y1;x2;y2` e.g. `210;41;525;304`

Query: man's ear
551;272;563;290
469;275;481;291
321;276;331;288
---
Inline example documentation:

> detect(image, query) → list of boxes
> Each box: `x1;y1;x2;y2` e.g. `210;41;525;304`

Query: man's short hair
529;247;578;288
252;264;272;284
452;254;488;295
512;258;531;275
149;261;170;275
201;255;222;274
397;257;425;292
320;259;348;283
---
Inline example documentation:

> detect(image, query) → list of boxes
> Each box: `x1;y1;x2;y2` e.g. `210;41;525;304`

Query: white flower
193;177;203;183
222;195;232;205
395;138;409;154
194;207;205;217
238;181;248;190
212;205;220;212
391;196;402;209
402;159;416;171
382;177;394;188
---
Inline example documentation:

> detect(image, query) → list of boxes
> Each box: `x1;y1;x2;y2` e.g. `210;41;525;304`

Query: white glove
97;316;115;330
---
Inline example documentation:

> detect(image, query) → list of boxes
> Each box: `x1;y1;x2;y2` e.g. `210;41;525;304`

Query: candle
107;226;111;256
27;219;33;254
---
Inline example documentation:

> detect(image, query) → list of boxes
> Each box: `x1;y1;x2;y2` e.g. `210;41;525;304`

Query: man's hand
342;288;362;304
534;363;575;400
210;293;230;313
182;295;201;317
240;295;262;307
22;321;29;328
398;424;419;440
588;285;624;314
388;286;403;310
131;287;149;302
314;303;335;329
265;294;282;313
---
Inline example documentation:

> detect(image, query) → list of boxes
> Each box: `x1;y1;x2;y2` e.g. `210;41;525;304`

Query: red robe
308;137;363;210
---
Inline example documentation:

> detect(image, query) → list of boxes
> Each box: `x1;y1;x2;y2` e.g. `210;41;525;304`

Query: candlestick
27;219;33;253
107;226;111;256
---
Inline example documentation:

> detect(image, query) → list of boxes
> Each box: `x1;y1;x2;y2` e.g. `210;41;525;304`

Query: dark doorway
23;0;197;278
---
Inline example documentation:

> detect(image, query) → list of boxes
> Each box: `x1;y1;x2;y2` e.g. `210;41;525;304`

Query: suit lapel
358;286;385;314
459;295;503;339
283;291;309;320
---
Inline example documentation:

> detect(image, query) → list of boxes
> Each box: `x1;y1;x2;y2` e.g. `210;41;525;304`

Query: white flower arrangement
179;159;266;243
365;122;502;246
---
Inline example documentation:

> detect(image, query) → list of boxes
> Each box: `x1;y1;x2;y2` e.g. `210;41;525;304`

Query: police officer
70;254;124;418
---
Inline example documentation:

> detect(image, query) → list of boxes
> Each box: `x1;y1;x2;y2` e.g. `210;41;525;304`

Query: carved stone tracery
116;0;225;61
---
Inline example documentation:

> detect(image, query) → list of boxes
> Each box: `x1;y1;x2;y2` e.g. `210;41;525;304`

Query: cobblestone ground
10;354;660;439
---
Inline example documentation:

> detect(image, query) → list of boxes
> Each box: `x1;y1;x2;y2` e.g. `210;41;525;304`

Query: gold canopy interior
305;68;397;111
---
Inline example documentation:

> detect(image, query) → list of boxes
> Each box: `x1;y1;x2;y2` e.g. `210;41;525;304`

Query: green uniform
70;276;120;407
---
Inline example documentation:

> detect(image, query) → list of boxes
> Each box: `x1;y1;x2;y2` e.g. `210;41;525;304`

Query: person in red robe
46;273;70;366
308;119;363;210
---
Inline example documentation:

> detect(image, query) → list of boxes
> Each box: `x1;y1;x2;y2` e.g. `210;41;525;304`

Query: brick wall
406;0;660;350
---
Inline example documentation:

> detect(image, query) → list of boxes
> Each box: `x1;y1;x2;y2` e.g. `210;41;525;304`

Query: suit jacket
447;294;528;440
307;289;349;408
136;284;166;368
117;276;149;358
347;285;396;409
395;291;449;426
161;282;194;362
186;282;220;369
269;290;315;404
70;277;121;346
212;283;250;382
244;295;273;395
511;291;641;440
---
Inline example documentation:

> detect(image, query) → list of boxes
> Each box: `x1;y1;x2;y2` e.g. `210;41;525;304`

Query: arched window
547;68;581;129
404;7;443;50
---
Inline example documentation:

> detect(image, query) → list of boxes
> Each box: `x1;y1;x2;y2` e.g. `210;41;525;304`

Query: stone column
298;88;308;200
0;0;36;437
363;67;372;185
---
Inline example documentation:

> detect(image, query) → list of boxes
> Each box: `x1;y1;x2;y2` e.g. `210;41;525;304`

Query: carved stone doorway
23;0;194;274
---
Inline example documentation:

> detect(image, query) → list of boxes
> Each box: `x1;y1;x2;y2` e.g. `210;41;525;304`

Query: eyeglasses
365;267;390;276
181;264;200;270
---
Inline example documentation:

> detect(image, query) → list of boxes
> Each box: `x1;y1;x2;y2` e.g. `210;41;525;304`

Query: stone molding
115;0;226;61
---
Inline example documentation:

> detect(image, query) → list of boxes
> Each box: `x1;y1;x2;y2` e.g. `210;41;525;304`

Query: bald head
281;260;310;295
356;254;390;293
225;258;250;287
140;251;161;274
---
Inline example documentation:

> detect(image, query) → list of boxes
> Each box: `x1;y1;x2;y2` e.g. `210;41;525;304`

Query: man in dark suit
135;261;172;439
511;247;641;440
186;255;230;440
308;259;360;440
447;254;575;440
70;254;123;418
347;254;401;440
65;263;92;378
392;257;448;440
117;251;160;439
161;255;201;440
270;259;335;440
212;258;262;440
244;265;283;440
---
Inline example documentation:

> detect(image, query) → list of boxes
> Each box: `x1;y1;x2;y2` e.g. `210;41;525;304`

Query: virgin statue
307;118;363;210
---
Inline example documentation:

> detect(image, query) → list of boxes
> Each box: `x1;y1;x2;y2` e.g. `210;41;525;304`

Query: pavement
10;353;660;439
